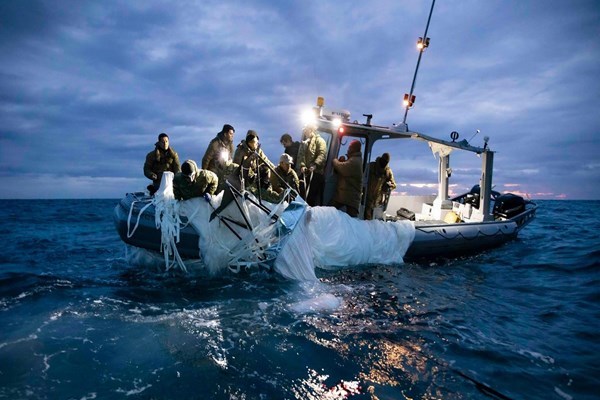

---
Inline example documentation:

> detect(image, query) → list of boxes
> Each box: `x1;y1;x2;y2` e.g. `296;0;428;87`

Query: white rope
127;199;153;239
152;172;188;273
305;170;314;199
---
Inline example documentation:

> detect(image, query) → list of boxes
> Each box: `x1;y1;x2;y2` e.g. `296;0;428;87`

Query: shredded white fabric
149;174;416;280
152;172;187;272
275;206;415;279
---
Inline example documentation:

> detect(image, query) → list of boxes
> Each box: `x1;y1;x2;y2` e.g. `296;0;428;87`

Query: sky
1;0;599;200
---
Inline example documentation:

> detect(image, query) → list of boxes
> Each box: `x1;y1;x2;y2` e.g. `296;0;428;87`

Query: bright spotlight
302;109;316;126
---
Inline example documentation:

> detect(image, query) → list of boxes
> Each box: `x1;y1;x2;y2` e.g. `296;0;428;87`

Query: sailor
296;124;327;206
279;133;301;167
249;165;283;204
233;130;275;186
144;132;181;196
364;152;397;220
173;159;218;201
330;140;363;218
202;124;236;192
271;153;300;195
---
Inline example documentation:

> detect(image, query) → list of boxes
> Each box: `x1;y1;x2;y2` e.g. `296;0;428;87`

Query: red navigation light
338;126;345;135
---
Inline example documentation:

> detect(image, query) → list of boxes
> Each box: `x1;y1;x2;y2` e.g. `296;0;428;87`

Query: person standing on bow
365;152;397;220
330;140;363;218
233;130;274;187
271;153;300;196
296;125;326;206
173;159;218;201
202;124;236;192
144;132;181;196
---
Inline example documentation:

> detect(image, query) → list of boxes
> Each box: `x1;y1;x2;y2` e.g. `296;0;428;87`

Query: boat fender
443;211;461;224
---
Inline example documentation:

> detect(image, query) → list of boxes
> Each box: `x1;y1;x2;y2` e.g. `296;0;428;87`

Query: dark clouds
0;0;599;199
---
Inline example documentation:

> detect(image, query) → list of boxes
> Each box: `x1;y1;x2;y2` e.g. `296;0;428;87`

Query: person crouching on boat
249;165;283;204
202;124;236;192
173;160;218;201
330;140;363;218
365;152;397;220
271;153;300;196
144;132;181;196
233;130;275;187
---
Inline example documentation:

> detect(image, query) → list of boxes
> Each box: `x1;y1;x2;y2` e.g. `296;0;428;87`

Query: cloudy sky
1;0;598;199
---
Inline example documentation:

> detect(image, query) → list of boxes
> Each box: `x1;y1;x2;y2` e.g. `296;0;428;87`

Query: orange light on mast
403;93;416;108
417;37;430;51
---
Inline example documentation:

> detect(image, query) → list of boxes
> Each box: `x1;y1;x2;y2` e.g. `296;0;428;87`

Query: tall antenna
402;0;436;124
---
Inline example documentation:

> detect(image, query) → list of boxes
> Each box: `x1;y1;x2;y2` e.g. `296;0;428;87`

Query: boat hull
113;192;200;259
114;192;536;264
406;220;517;260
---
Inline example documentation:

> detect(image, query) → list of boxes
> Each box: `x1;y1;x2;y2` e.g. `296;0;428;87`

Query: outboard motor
463;184;501;209
465;185;481;208
493;193;526;219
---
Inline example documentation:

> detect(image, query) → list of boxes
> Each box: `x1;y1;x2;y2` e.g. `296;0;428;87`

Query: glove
150;173;158;180
203;193;212;203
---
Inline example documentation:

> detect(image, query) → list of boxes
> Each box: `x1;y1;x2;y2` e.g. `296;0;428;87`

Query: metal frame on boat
311;98;536;260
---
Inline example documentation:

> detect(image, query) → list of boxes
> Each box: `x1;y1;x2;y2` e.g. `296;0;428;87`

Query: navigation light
417;37;430;51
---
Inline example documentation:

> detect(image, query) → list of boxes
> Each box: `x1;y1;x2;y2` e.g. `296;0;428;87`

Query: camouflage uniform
296;130;327;206
144;144;181;189
365;156;397;220
296;132;326;175
202;131;235;193
271;165;300;195
173;160;218;201
250;183;283;204
233;140;274;184
331;150;363;215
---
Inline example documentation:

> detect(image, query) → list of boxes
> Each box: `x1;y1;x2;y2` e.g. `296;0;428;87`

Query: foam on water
289;293;343;314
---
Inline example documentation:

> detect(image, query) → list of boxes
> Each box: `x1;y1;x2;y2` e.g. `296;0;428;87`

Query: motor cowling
493;193;526;219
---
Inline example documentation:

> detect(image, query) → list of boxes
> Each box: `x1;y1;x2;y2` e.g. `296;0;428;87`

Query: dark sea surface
0;199;598;400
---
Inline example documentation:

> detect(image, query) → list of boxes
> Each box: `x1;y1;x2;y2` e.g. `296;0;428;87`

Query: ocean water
0;199;598;400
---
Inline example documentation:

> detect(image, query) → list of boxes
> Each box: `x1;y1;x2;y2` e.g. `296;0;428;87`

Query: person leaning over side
173;159;218;201
233;130;275;185
201;124;235;192
271;153;300;195
249;165;283;204
144;132;181;195
330;140;363;218
296;125;327;206
365;152;397;220
280;133;301;167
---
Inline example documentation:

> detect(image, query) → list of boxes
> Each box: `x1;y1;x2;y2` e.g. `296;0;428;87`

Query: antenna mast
402;0;436;124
